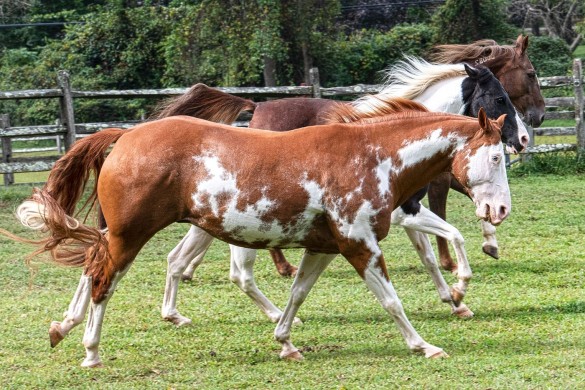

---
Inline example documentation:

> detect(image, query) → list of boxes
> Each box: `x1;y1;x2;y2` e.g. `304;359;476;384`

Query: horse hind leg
80;234;141;368
180;226;214;282
229;245;301;325
49;273;92;347
269;248;298;277
163;226;214;326
427;174;458;272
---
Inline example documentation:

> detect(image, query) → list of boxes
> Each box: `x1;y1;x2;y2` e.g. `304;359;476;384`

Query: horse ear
496;114;507;128
478;107;488;131
464;63;479;79
515;34;528;56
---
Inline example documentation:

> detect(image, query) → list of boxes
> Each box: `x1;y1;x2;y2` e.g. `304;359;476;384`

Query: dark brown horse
10;99;511;366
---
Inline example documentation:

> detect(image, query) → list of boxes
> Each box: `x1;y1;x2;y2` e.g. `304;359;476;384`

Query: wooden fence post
573;59;584;150
1;114;14;186
310;67;321;98
57;70;77;150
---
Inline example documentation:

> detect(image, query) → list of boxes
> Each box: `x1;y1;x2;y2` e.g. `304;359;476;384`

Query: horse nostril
499;205;509;220
539;114;545;124
521;135;529;147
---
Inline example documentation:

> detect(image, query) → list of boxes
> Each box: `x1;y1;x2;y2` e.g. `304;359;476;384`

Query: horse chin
505;145;517;154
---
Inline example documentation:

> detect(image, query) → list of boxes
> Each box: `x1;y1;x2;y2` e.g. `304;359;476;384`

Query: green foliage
320;24;434;86
527;35;573;77
509;150;585;177
431;0;518;44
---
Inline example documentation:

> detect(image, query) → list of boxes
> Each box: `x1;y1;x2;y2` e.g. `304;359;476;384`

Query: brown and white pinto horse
173;35;543;274
13;99;510;366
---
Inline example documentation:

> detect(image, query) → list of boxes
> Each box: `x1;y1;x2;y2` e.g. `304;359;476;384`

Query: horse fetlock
81;347;102;368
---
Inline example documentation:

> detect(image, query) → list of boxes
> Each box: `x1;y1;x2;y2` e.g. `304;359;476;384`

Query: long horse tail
151;83;257;124
12;128;126;268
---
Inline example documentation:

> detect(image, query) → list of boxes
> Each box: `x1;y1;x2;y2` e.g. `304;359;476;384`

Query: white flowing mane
352;56;466;114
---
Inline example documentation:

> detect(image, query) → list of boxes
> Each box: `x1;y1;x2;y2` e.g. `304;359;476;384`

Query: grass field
1;174;584;388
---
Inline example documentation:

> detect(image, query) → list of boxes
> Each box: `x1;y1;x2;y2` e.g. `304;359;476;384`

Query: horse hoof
164;315;192;327
181;274;193;282
278;266;298;278
452;303;474;318
49;321;65;348
482;245;499;259
81;360;103;368
281;350;304;361
293;317;303;326
427;350;449;359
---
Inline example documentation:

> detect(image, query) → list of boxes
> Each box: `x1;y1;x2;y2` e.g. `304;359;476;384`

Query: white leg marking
181;226;215;281
363;258;447;358
229;245;301;324
274;251;336;360
162;226;214;326
480;220;499;257
50;273;92;347
392;206;472;312
81;267;129;368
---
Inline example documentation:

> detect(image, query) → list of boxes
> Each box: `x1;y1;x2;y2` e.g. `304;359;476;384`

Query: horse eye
527;72;536;79
492;154;501;164
496;97;505;105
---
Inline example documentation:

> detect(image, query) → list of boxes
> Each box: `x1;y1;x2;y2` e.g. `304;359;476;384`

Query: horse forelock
325;97;428;124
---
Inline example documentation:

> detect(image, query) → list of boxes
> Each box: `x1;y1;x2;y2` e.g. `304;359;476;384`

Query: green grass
1;175;585;388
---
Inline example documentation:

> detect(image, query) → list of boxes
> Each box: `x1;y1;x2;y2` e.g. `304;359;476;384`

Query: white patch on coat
192;155;239;216
375;157;393;198
396;129;466;171
192;156;325;246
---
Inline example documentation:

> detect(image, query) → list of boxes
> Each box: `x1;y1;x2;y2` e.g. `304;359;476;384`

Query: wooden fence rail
1;60;584;185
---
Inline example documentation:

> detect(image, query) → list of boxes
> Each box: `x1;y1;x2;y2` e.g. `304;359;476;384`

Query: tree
431;0;518;44
510;0;583;51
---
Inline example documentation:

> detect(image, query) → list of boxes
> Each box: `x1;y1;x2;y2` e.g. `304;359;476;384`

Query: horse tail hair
151;83;257;124
11;128;126;268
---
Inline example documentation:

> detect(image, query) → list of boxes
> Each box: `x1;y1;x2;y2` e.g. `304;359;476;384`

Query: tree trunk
263;56;277;87
301;41;313;85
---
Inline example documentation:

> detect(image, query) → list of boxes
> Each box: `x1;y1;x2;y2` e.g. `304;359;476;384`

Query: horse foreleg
163;226;214;326
346;249;447;358
427;174;457;272
49;273;92;347
274;251;336;361
481;220;499;259
268;248;298;277
392;206;473;318
181;225;214;281
229;246;302;324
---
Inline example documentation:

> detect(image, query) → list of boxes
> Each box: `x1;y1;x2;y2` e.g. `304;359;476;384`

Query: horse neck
411;77;466;114
471;53;513;79
370;117;470;206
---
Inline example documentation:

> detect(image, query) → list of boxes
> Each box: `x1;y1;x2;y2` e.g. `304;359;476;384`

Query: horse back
250;98;338;131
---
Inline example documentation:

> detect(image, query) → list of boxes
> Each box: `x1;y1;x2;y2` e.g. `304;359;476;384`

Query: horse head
452;108;511;226
462;63;529;153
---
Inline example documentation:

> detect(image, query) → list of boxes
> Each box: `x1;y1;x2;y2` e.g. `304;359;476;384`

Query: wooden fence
1;60;584;186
